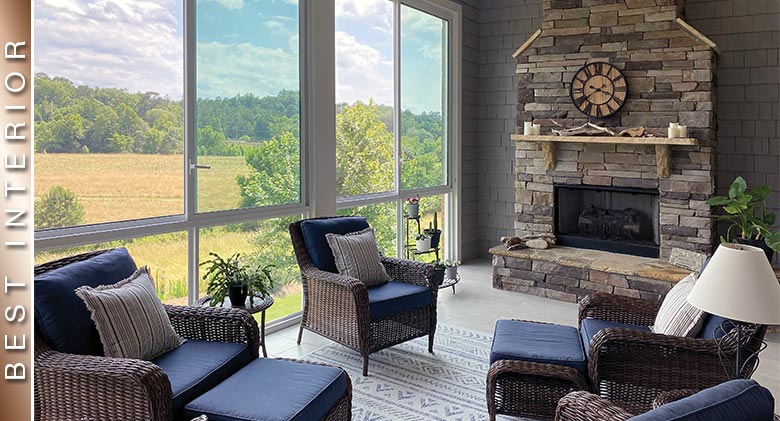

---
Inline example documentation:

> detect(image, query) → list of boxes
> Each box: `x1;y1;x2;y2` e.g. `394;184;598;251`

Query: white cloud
203;0;243;10
35;0;183;98
335;31;392;106
264;20;284;30
336;0;392;32
196;41;298;99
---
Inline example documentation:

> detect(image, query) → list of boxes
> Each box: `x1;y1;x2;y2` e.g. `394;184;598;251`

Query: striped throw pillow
75;266;185;360
652;273;705;337
326;227;391;287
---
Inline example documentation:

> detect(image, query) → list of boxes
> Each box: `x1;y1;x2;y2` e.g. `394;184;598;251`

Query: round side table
196;294;274;357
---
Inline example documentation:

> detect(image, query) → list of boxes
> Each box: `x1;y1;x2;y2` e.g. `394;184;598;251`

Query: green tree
335;100;394;196
237;132;299;208
35;186;85;229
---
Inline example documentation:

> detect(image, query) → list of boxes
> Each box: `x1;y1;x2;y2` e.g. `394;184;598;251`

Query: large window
335;0;454;259
34;0;460;327
196;0;300;212
34;0;185;228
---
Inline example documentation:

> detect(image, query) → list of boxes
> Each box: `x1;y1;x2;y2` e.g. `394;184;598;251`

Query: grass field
35;153;301;321
34;153;251;224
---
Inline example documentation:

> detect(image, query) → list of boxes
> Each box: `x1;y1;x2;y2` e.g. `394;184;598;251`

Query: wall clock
570;62;628;118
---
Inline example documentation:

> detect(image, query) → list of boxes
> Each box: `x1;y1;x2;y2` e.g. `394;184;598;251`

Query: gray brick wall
686;0;780;265
460;0;482;260
475;0;543;257
461;0;779;263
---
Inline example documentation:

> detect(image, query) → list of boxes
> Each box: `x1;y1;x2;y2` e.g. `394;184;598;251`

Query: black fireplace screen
554;184;660;258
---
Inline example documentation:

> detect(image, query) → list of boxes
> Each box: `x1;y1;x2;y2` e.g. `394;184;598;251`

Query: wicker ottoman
487;320;589;421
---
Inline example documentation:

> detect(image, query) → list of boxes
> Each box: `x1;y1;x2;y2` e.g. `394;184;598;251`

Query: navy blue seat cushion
300;217;369;272
367;281;431;320
580;318;651;358
490;320;586;374
152;340;251;420
34;248;138;355
184;358;348;421
630;379;775;421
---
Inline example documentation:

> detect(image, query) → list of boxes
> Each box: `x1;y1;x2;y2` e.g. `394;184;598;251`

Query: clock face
570;62;628;118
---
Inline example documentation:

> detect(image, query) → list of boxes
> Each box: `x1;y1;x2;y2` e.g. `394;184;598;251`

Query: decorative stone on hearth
501;234;557;250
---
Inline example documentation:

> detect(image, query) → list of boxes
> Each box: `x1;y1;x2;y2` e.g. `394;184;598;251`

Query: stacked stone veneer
514;0;719;258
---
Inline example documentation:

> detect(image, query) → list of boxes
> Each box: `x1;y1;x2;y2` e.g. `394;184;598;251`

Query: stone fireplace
490;0;720;302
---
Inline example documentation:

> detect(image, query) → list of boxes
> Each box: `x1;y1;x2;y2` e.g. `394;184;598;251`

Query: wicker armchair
290;217;438;376
34;249;260;421
580;292;767;414
555;381;779;421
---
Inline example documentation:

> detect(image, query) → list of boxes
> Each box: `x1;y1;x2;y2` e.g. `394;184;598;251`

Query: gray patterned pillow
652;273;705;337
75;266;185;360
326;227;391;287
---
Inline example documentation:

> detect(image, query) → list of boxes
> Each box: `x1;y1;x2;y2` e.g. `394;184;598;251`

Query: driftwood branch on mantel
510;134;699;178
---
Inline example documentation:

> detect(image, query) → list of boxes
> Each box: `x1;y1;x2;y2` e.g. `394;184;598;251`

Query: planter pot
735;237;775;263
424;229;442;249
407;203;420;218
415;237;431;252
432;268;445;287
228;285;248;307
445;266;458;279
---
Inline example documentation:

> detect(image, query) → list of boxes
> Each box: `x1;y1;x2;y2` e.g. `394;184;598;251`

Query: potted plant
706;176;780;262
415;234;431;252
200;252;275;307
430;259;445;287
442;259;461;279
405;195;420;218
424;211;442;249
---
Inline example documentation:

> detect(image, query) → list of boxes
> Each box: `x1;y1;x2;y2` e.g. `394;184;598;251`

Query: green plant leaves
728;176;747;199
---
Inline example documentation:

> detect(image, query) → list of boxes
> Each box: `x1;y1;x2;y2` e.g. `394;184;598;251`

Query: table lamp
687;243;780;378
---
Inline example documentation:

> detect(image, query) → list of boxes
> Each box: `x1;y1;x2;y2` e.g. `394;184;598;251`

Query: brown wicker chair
555;383;780;421
290;217;438;376
34;249;261;421
580;292;767;414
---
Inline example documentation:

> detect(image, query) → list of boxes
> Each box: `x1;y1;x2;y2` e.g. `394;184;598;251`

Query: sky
34;0;445;113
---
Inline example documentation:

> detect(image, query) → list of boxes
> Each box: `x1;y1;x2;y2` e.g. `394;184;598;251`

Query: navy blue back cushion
300;217;369;272
34;248;138;355
630;379;774;420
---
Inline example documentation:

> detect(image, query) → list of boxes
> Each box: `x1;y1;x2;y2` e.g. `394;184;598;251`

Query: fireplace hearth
555;185;660;258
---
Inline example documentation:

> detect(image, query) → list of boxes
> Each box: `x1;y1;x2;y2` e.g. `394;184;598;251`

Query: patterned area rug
302;324;533;421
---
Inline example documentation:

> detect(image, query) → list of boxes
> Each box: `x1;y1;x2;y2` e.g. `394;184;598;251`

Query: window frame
34;0;462;329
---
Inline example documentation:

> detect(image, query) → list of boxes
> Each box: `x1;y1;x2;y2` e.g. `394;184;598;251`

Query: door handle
188;158;211;175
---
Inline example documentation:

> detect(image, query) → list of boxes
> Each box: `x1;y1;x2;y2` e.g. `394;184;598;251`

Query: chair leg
428;332;435;353
297;323;304;345
362;353;369;376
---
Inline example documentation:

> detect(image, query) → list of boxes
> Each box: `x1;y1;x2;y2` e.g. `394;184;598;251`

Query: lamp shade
687;243;780;325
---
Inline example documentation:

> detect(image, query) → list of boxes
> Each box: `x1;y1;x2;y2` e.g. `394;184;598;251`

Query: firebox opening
554;184;660;258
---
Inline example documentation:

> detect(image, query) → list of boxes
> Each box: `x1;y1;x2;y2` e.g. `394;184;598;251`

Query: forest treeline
33;73;444;161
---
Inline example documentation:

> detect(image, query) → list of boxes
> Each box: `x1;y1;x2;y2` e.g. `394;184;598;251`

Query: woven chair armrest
555;391;633;421
380;256;435;288
652;389;697;408
578;293;661;327
35;350;172;421
488;359;590;390
165;305;260;358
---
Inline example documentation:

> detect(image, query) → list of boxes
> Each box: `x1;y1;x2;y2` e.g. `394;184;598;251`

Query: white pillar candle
533;123;541;135
678;125;688;138
668;123;680;138
524;122;533;135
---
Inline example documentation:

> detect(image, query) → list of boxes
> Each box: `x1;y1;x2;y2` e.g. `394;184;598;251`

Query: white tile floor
268;259;780;412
